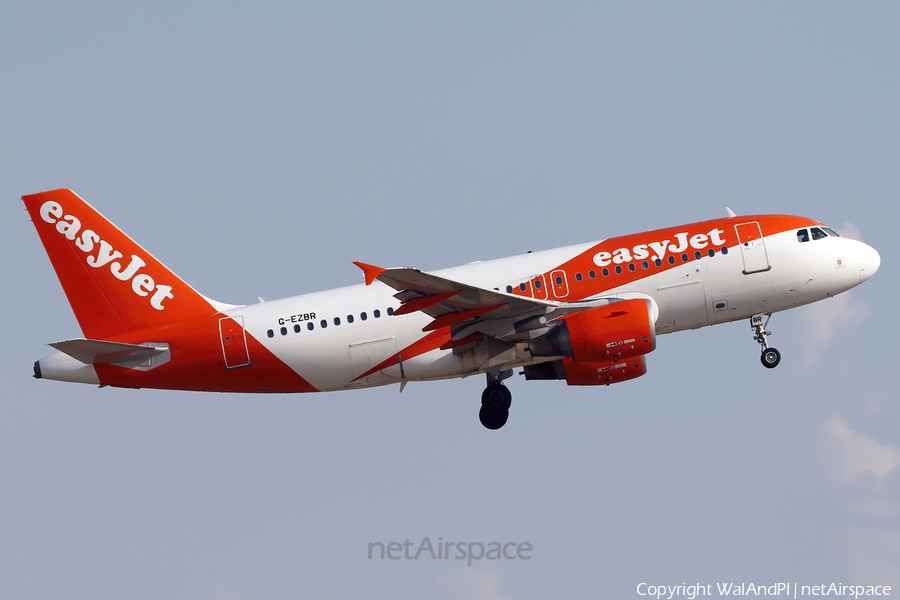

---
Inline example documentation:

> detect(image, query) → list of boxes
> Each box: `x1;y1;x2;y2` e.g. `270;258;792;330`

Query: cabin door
735;222;770;274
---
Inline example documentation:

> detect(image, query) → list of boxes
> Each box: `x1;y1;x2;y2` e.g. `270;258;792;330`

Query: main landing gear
479;371;512;430
751;313;781;369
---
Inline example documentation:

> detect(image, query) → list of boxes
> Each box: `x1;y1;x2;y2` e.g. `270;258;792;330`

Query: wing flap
392;290;461;316
423;304;508;331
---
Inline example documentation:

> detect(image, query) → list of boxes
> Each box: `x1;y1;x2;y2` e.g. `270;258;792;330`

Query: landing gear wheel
481;382;512;410
761;348;781;369
751;313;782;370
479;406;509;430
480;379;512;429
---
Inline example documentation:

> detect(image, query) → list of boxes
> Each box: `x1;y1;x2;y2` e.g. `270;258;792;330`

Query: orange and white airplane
24;189;880;429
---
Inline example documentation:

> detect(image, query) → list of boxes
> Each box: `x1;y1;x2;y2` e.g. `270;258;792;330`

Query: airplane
24;189;881;429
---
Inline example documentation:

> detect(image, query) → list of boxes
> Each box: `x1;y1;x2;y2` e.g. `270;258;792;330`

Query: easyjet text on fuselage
593;227;727;267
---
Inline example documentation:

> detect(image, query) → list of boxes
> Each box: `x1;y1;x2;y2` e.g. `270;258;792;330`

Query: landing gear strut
751;313;781;369
479;371;512;430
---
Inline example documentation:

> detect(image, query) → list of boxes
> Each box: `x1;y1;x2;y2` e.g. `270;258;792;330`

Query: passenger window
628;263;635;272
267;329;274;338
519;283;527;291
721;246;729;255
681;253;688;262
334;317;341;326
320;320;327;328
575;273;583;282
707;248;715;257
797;229;810;243
347;315;354;324
294;324;301;333
555;276;563;285
589;270;596;279
307;322;314;331
361;312;367;321
280;327;287;336
655;259;662;267
387;307;394;316
695;251;701;260
642;261;649;269
374;309;381;318
506;285;513;293
602;268;609;277
534;280;542;289
615;265;622;274
668;256;676;264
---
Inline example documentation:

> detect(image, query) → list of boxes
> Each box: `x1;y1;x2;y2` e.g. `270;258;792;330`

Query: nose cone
858;243;881;283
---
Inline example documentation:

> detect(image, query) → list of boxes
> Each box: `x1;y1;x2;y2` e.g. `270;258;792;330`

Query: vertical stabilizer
23;189;217;339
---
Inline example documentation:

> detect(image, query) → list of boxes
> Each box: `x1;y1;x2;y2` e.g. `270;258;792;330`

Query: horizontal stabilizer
50;338;169;369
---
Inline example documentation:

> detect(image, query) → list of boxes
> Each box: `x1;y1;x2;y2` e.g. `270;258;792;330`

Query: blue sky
2;3;898;598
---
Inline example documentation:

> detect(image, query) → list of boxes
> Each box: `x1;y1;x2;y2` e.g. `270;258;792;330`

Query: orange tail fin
23;189;218;339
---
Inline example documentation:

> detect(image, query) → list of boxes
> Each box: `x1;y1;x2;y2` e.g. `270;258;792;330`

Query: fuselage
29;196;879;396
192;214;879;392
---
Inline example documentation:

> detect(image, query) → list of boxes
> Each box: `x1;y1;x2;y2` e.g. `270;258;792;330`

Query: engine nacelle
563;355;647;386
529;298;656;363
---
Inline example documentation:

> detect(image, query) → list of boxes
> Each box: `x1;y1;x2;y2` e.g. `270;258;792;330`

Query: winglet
726;207;737;218
353;261;387;286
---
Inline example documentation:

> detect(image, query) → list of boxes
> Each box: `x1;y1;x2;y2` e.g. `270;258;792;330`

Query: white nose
858;243;881;283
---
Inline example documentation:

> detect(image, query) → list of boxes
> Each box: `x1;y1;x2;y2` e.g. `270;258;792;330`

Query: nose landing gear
479;371;512;430
751;313;781;369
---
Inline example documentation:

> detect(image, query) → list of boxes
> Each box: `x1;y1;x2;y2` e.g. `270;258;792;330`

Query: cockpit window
811;227;828;240
797;229;810;243
822;227;840;237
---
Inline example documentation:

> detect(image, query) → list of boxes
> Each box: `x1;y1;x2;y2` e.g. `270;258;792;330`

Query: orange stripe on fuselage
510;214;819;302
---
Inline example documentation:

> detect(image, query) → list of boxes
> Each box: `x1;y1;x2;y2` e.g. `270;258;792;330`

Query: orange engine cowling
564;298;656;362
529;298;657;363
563;355;647;386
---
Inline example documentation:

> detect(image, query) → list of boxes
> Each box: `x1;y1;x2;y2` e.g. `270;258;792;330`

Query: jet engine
528;298;657;363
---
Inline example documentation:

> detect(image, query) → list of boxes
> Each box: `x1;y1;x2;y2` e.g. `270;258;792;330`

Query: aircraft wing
354;262;606;348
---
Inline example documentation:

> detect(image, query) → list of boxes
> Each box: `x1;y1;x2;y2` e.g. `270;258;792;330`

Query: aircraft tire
481;382;512;410
761;348;781;369
479;406;509;430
